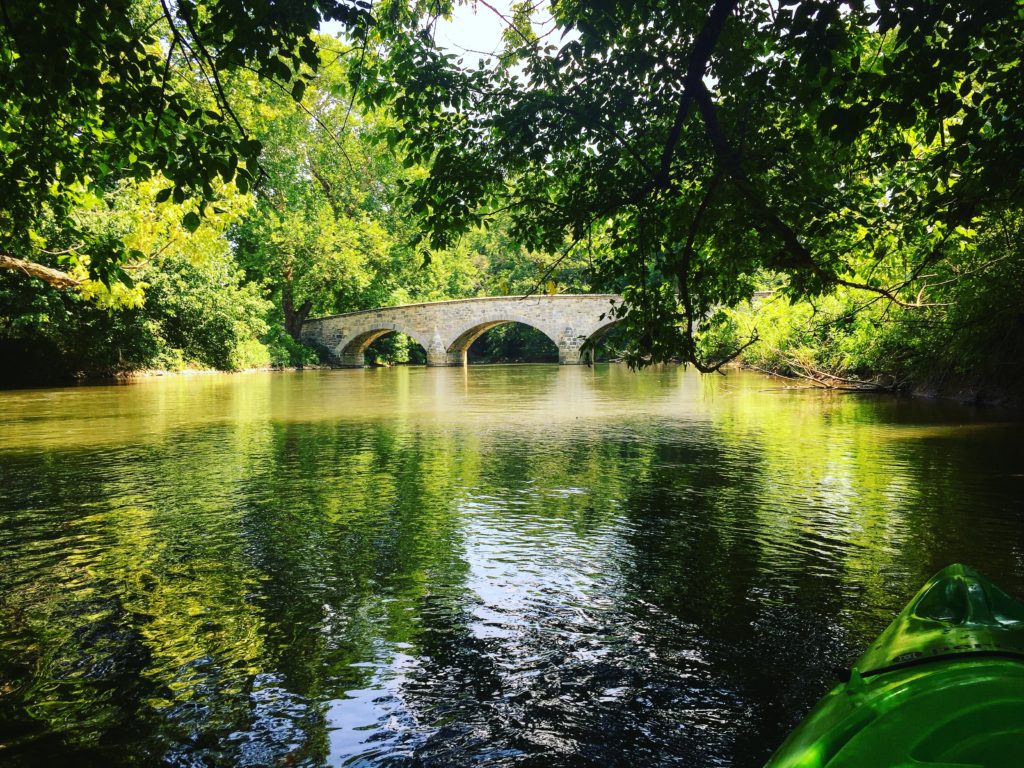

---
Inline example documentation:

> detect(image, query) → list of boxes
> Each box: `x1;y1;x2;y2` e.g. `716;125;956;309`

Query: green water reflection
0;366;1021;766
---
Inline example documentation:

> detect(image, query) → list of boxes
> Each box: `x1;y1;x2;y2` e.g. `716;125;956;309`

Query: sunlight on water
1;366;1021;766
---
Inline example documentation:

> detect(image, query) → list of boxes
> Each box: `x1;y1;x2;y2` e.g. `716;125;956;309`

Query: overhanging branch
0;253;81;289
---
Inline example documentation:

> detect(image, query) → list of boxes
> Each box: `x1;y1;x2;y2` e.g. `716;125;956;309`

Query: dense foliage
362;0;1024;373
0;0;372;291
706;211;1024;400
0;11;576;381
1;1;1023;399
0;178;268;382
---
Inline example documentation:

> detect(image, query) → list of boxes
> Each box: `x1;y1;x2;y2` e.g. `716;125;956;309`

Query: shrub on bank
708;215;1024;403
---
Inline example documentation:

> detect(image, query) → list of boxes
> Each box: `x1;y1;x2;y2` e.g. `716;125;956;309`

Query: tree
360;0;1024;369
706;206;1024;397
458;212;593;298
0;177;270;381
230;38;508;347
228;43;408;342
0;0;368;290
234;204;381;341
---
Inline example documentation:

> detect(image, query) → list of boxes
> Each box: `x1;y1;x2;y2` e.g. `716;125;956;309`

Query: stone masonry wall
301;295;622;366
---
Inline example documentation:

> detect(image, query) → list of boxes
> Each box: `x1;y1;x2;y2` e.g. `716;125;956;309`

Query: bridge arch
580;319;624;363
444;315;561;366
336;324;432;368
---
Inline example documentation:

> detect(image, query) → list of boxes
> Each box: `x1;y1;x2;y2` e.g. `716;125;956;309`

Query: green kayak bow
765;564;1024;767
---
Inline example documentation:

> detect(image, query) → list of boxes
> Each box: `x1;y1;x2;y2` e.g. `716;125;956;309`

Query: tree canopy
2;0;1023;387
0;0;368;289
361;0;1024;368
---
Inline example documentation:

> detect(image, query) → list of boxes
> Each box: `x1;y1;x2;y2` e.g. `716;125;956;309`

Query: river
1;365;1022;766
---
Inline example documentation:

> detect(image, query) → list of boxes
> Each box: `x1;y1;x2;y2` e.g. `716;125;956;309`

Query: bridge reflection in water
300;294;622;367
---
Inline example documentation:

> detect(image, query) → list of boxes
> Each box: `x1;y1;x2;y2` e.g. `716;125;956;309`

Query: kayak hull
766;565;1024;767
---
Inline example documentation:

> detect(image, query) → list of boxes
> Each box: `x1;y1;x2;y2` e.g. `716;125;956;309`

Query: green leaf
299;38;320;69
832;104;873;143
269;58;291;82
182;211;201;232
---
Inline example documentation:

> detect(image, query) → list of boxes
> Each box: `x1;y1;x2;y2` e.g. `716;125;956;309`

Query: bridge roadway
301;294;622;367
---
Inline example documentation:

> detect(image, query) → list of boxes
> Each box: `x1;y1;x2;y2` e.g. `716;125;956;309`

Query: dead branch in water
747;352;899;392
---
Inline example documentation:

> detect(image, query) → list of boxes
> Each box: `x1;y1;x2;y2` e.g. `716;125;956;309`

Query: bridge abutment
426;350;455;367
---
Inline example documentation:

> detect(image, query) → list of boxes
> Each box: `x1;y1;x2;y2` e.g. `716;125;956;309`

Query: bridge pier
557;329;586;365
338;352;366;368
426;350;455;367
426;334;452;367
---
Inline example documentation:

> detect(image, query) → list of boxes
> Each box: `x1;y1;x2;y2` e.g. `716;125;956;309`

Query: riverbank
737;362;1023;410
0;363;326;390
709;284;1024;411
906;376;1024;410
114;364;328;380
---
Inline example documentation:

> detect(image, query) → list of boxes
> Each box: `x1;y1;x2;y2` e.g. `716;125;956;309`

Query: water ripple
0;367;1021;766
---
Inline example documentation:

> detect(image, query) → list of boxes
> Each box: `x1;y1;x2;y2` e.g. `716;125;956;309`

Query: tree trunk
282;289;313;341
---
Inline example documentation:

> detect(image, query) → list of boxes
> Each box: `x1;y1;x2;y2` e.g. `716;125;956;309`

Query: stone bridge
301;294;622;367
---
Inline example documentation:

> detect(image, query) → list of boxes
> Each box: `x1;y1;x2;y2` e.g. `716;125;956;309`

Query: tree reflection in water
0;366;1021;766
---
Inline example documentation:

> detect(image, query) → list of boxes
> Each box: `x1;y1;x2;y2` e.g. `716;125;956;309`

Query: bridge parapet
301;294;622;367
